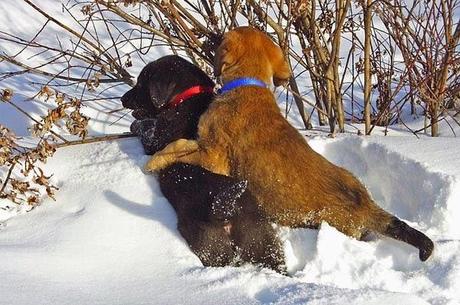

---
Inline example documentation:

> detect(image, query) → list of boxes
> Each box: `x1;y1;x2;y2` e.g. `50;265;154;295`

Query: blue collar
218;78;267;95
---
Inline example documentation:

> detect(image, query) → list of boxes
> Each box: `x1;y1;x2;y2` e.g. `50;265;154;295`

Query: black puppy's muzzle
121;88;137;109
121;88;152;119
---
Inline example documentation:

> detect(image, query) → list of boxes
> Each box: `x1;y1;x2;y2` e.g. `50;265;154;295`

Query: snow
1;1;460;304
1;134;459;305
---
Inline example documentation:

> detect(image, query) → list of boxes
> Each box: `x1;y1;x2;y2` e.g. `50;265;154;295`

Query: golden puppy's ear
213;43;229;78
272;48;291;87
213;32;241;78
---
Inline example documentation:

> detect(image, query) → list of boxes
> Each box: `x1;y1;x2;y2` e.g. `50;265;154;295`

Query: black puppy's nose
121;88;136;109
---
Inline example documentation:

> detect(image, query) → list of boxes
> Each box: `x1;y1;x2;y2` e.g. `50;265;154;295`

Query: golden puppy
145;26;434;261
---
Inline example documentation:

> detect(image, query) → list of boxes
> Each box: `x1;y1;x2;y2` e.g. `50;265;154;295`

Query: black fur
159;163;285;270
385;217;434;261
121;55;286;273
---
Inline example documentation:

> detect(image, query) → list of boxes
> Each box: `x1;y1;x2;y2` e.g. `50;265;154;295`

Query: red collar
169;85;214;108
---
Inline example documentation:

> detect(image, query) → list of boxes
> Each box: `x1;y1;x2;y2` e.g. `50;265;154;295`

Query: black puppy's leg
209;179;287;274
159;164;286;271
177;218;236;267
211;180;248;221
159;164;240;267
232;216;287;275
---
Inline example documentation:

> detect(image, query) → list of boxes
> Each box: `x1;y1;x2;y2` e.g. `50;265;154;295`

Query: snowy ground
1;1;460;304
1;132;459;305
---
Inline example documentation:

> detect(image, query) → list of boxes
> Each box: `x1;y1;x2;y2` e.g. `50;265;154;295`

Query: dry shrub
0;0;459;206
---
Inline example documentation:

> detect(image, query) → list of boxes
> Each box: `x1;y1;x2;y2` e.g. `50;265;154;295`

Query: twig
285;86;329;117
0;163;16;194
54;132;135;148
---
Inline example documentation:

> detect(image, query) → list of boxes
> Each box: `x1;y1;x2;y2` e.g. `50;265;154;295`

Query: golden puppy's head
214;26;291;87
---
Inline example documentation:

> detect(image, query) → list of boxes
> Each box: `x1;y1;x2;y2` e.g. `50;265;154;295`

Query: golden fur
145;27;433;260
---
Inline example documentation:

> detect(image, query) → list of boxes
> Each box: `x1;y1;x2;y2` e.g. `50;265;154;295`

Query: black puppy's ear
149;82;177;109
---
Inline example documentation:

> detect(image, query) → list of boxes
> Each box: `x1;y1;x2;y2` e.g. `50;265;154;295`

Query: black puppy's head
121;55;215;119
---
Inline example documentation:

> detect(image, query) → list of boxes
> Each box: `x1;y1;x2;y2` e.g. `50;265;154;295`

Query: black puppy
121;55;285;273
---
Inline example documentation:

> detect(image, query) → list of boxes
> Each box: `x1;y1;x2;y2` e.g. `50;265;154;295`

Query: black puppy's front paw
130;120;143;135
130;118;157;136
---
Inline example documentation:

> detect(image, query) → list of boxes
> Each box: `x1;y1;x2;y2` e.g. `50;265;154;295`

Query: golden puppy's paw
144;154;171;172
172;138;199;151
143;139;200;173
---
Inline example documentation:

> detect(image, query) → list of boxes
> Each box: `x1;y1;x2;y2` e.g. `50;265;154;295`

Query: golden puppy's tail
367;207;434;261
382;215;434;261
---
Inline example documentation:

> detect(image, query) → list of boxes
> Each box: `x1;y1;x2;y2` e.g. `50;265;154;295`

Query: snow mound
282;136;460;305
309;136;460;239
